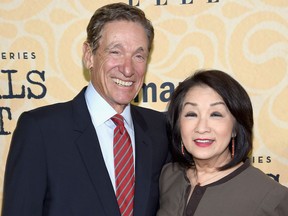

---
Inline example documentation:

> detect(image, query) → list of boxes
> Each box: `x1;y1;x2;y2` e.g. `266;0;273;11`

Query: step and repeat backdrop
1;0;288;209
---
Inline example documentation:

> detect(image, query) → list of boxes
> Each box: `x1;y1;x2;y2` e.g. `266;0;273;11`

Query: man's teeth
113;78;132;87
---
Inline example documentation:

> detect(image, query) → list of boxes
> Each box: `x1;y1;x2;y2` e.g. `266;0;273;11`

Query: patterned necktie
111;114;135;216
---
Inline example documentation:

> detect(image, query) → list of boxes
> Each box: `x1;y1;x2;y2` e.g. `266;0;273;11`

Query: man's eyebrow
136;47;145;52
105;43;121;51
104;44;147;53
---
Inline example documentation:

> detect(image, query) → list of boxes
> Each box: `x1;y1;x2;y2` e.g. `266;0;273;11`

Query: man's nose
119;56;133;77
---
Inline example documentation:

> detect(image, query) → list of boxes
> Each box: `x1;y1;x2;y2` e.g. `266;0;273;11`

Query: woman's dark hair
86;3;154;54
167;69;253;170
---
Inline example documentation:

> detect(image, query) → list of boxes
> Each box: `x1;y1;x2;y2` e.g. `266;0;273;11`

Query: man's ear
82;42;93;70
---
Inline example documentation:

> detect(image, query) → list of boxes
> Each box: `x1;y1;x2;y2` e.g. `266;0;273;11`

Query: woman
157;69;288;216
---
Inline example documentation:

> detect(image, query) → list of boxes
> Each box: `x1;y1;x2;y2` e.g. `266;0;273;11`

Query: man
2;3;169;216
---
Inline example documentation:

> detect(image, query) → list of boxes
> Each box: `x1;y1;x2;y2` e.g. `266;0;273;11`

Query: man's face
86;20;149;113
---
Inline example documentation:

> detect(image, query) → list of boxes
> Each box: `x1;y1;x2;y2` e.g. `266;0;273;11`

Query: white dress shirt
84;82;135;192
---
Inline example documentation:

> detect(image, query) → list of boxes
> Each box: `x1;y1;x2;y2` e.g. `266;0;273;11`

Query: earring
231;137;235;158
181;141;185;155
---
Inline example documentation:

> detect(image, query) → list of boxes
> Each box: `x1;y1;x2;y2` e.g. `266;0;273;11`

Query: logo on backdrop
0;51;46;135
134;82;176;103
128;0;220;6
252;156;279;182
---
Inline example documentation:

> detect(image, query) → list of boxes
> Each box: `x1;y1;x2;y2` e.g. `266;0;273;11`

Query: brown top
157;160;288;216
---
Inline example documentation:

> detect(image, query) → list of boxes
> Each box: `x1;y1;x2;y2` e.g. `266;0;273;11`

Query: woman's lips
194;139;214;147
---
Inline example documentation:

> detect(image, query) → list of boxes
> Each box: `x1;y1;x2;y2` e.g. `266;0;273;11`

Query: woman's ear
82;42;93;70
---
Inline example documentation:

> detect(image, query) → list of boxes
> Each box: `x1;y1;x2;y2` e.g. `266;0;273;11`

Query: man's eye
109;49;121;55
135;54;145;62
110;50;120;55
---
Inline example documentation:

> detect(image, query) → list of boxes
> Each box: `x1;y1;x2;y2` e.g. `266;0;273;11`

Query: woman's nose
194;118;210;133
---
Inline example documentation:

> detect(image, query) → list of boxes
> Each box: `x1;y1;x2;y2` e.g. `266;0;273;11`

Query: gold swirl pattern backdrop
0;0;288;208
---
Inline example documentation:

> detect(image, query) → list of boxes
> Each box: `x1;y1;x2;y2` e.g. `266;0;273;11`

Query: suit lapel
72;88;121;216
131;107;153;216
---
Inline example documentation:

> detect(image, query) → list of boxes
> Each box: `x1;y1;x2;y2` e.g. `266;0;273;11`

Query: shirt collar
85;82;132;128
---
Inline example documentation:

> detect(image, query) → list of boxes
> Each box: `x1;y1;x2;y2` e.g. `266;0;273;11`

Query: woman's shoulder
224;162;288;200
244;166;288;214
160;162;185;179
159;162;188;191
157;162;189;216
246;165;287;189
240;165;288;202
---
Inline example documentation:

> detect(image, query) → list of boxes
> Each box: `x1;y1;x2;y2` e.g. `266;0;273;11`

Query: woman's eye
211;112;223;117
185;112;197;117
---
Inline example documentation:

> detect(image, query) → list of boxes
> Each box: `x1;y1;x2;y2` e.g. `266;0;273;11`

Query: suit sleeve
2;112;47;216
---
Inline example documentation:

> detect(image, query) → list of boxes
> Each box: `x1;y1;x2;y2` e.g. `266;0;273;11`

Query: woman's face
180;85;235;164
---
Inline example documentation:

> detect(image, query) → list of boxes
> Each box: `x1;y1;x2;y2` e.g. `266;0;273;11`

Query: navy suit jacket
2;88;169;216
